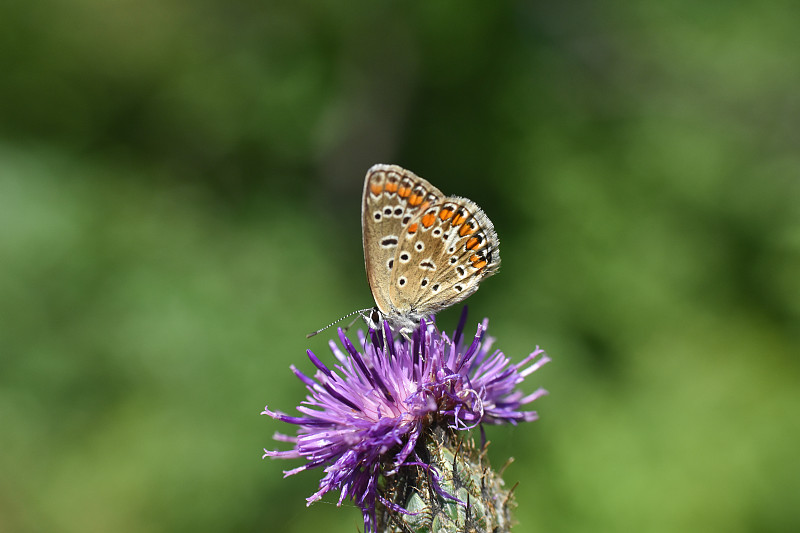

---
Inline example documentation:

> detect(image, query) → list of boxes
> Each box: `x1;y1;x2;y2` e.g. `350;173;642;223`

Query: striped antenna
306;308;373;338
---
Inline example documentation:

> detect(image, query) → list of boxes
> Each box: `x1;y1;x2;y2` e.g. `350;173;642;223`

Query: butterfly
359;164;500;336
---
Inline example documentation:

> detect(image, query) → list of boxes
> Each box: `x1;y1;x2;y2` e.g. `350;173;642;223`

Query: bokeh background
2;1;799;532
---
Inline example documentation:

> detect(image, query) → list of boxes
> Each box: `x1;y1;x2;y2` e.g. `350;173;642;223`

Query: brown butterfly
309;164;500;339
360;164;500;335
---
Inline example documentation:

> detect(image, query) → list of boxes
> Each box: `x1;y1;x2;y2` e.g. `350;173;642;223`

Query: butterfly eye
369;307;381;324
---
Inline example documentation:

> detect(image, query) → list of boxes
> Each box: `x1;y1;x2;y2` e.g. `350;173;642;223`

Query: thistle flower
262;308;549;532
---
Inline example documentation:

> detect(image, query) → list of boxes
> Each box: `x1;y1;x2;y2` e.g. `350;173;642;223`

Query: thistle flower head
262;308;549;532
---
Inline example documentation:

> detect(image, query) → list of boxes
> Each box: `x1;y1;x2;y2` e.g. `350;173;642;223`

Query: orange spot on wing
398;184;412;198
439;208;453;220
466;237;480;250
408;193;423;206
459;224;475;237
451;212;467;226
385;180;399;193
421;212;436;228
370;182;384;195
407;223;418;234
470;253;488;269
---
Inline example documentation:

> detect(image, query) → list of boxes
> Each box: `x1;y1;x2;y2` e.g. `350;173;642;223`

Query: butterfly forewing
362;164;443;317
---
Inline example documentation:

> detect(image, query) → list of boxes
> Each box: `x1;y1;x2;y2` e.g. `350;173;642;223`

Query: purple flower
262;308;549;532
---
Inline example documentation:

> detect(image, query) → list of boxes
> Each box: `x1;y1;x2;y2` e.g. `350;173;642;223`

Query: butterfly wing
362;164;443;317
391;195;500;317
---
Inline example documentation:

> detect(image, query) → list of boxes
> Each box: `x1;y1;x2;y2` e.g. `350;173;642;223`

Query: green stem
377;425;517;533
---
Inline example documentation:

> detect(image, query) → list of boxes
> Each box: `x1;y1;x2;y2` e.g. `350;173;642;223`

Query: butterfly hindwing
398;196;500;315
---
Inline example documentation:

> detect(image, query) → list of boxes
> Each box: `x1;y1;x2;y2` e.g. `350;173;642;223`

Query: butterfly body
362;164;500;335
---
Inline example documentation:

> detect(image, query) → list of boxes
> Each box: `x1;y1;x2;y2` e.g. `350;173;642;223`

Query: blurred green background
2;1;799;532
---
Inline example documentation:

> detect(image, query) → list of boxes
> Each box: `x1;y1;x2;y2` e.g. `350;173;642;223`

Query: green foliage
1;1;798;532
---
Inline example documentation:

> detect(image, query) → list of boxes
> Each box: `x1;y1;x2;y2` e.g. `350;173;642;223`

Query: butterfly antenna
306;308;372;338
342;314;362;333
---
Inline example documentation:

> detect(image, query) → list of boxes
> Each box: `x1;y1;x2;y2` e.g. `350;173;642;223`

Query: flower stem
377;424;516;533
